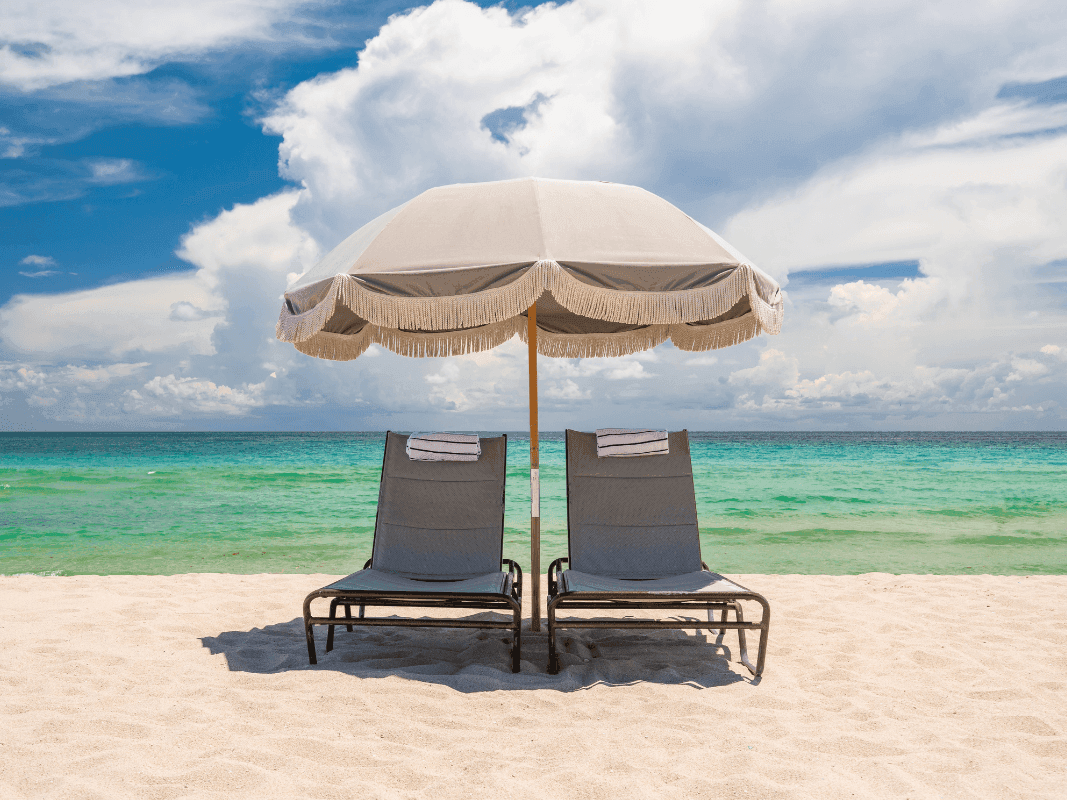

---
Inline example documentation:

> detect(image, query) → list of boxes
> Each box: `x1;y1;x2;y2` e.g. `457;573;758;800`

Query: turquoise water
2;432;1066;576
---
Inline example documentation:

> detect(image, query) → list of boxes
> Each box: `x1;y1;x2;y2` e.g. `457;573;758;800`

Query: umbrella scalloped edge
277;260;783;348
293;317;527;361
292;313;770;362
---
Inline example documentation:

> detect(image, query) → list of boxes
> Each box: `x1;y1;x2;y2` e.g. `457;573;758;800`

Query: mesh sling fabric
565;429;703;579
371;431;506;580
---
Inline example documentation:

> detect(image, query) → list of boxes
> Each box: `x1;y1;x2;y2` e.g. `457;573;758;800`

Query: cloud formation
2;0;1067;430
0;0;313;91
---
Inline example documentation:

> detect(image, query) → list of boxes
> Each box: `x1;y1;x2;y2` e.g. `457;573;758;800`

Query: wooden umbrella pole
527;302;541;632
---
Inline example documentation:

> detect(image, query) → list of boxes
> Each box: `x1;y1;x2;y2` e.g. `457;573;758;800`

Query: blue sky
2;0;1066;431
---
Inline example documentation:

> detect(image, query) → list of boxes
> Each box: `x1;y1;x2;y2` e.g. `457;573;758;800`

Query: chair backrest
371;431;507;579
565;429;702;578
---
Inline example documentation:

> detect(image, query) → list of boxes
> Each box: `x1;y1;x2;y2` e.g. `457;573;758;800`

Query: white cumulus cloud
124;374;267;416
6;0;1067;429
0;0;314;91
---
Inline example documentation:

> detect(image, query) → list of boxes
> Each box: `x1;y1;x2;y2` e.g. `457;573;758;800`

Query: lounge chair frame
302;432;524;673
546;430;770;677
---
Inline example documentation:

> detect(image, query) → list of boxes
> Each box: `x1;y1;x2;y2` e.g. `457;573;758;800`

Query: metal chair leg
708;604;727;636
733;601;758;675
547;601;560;674
511;606;522;673
302;594;318;665
326;598;339;653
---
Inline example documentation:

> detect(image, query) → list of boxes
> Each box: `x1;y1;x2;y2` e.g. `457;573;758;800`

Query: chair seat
559;569;747;596
323;568;509;596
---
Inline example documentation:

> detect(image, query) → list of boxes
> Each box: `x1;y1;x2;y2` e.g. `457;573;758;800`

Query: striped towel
595;429;669;458
406;432;481;461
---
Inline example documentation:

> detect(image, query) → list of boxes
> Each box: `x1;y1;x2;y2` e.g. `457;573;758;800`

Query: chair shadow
200;611;754;693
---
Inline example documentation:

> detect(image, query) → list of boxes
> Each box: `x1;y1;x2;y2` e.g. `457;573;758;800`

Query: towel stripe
596;428;669;458
406;432;482;461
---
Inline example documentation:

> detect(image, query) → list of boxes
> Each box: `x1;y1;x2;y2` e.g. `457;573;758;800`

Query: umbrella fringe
292;318;526;361
374;318;525;358
295;314;769;362
520;325;670;358
668;316;761;351
338;261;547;333
547;262;750;325
293;326;374;361
277;260;784;345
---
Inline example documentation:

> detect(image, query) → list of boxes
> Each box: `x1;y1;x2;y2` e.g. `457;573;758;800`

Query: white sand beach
1;573;1064;799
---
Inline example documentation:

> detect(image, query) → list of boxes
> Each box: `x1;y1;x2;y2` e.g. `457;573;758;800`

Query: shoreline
2;573;1064;798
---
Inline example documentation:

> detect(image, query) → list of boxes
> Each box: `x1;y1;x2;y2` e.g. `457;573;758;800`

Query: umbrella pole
527;303;541;632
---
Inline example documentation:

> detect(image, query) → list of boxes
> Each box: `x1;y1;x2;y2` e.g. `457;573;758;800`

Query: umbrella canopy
276;177;782;360
276;177;784;630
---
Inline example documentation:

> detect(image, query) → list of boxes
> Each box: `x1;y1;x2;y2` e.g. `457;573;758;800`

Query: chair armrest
548;557;569;596
364;558;373;570
701;561;710;572
502;559;523;602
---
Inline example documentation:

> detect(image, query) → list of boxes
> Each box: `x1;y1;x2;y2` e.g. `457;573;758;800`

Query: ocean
2;432;1066;576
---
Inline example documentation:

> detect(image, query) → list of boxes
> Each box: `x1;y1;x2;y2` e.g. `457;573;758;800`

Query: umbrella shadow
199;611;755;692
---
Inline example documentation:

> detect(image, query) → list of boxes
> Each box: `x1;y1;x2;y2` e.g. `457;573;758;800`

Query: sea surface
2;432;1066;576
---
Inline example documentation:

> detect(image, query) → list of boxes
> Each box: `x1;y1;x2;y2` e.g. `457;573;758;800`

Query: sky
1;0;1066;432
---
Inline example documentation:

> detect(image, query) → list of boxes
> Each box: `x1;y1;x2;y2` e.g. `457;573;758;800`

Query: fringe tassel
521;325;670;358
277;260;785;348
668;317;760;352
373;317;524;358
336;261;550;333
293;327;374;362
545;263;750;325
277;279;344;344
293;319;525;361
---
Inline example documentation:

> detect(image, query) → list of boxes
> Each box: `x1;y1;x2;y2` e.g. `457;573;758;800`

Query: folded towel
596;428;669;458
406;432;482;461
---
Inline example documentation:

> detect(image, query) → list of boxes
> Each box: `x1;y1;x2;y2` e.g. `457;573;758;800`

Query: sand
0;573;1064;799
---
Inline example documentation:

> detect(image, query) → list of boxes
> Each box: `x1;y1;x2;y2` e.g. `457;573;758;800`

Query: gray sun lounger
302;431;523;672
546;430;770;676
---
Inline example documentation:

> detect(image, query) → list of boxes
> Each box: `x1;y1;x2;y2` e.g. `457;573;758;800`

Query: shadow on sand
200;611;755;692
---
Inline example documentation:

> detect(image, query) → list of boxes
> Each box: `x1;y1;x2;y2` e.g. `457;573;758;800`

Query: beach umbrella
276;177;783;630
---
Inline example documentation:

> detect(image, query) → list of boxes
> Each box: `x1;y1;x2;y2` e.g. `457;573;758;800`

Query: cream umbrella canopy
277;177;783;629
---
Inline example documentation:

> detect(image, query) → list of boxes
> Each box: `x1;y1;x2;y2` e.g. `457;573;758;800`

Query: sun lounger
302;431;523;672
546;430;769;676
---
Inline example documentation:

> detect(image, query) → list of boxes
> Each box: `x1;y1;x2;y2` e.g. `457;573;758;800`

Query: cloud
6;0;1067;429
604;361;650;381
0;156;150;206
168;301;220;322
684;355;717;367
424;362;460;385
0;274;225;357
0;0;315;91
544;379;589;402
723;102;1067;285
249;0;1067;428
123;374;267;416
729;349;800;390
827;277;943;325
174;189;318;288
262;0;1067;245
19;255;54;266
0;190;318;424
0;361;150;421
0;361;148;392
1006;358;1048;382
721;343;1067;420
